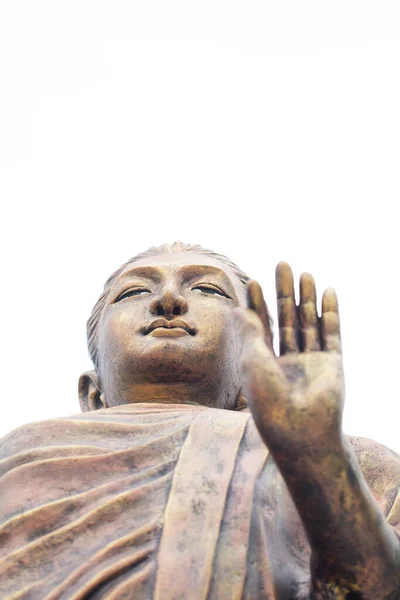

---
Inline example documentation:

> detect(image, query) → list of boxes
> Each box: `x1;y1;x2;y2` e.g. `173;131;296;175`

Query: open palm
235;263;345;455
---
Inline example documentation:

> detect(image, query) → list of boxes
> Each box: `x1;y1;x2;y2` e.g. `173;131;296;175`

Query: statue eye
115;288;151;302
192;285;229;298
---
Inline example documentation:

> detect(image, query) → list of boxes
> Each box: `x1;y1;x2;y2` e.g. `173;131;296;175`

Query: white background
0;2;399;452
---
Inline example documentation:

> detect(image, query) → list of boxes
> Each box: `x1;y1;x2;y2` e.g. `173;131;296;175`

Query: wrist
266;429;346;475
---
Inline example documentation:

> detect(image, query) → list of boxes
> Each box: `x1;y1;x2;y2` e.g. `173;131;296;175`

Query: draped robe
0;403;399;599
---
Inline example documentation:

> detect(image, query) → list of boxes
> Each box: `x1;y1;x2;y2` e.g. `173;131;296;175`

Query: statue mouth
142;318;196;336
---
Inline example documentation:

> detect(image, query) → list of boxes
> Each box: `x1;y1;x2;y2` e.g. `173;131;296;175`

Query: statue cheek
102;306;141;339
96;315;136;365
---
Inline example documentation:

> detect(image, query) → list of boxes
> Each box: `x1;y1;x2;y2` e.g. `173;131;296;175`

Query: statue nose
150;289;188;317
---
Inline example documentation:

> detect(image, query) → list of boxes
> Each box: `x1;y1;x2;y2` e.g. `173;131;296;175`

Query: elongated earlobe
78;370;107;412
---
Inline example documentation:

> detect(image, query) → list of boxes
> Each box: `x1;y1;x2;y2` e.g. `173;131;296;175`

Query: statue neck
103;382;222;409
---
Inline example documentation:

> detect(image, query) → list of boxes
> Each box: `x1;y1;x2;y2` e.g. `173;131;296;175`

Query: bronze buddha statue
0;242;399;599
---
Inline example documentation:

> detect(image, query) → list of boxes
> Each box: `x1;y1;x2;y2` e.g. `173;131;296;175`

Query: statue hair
87;241;251;369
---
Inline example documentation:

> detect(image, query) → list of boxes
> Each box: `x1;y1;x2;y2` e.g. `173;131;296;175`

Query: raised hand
235;264;400;598
234;262;345;457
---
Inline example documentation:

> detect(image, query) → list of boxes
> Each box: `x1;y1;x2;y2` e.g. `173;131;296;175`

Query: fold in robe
0;403;399;599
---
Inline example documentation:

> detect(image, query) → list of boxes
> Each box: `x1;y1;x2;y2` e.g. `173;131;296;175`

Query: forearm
271;435;400;598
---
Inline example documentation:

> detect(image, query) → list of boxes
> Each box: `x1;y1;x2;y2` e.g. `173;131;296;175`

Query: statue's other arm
234;265;400;599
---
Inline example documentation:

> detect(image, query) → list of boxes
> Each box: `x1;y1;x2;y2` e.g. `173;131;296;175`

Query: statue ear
78;370;107;412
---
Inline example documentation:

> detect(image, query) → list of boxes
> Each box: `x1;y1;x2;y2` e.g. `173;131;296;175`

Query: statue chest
0;405;310;599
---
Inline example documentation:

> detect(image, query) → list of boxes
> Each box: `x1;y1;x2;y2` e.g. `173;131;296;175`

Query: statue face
95;252;246;409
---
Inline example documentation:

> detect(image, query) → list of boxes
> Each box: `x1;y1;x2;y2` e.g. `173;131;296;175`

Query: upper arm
350;436;400;532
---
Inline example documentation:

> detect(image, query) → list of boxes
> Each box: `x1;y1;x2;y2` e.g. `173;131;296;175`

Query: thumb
232;307;265;347
232;308;289;416
232;307;279;377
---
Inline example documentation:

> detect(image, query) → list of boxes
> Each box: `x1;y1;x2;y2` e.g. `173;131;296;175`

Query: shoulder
0;419;58;460
0;404;216;461
349;435;400;520
349;435;400;484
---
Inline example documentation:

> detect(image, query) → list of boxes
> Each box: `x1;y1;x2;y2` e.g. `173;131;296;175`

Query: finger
247;280;274;351
276;262;299;354
299;272;321;352
321;288;342;353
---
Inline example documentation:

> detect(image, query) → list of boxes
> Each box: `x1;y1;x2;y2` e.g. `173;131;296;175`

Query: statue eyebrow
116;266;163;282
179;265;237;297
178;265;232;282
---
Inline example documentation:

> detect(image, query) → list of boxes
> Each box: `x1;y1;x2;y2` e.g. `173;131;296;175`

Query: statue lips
143;318;196;338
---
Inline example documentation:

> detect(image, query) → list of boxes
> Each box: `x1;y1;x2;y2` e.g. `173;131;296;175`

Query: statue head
79;242;257;412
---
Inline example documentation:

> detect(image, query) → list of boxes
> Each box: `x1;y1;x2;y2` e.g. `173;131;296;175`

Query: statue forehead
118;252;234;278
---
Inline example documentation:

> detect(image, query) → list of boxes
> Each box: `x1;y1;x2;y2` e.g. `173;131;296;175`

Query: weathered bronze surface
0;242;399;599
